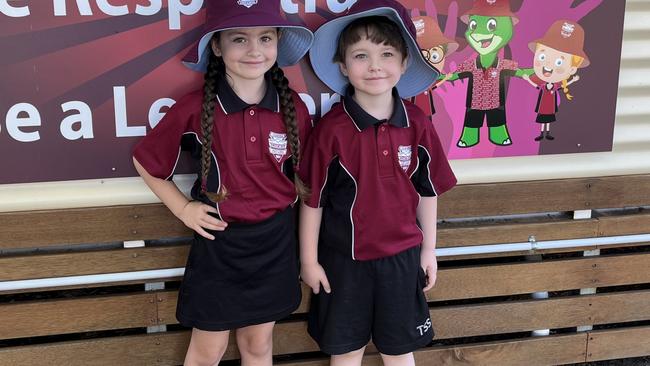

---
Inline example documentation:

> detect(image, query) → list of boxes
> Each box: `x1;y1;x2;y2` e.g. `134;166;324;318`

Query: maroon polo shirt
133;73;313;223
300;87;457;261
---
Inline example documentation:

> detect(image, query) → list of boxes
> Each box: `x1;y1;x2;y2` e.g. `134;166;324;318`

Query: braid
270;63;310;201
561;79;573;101
200;51;228;202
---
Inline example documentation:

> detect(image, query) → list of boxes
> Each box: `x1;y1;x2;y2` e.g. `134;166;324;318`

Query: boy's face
339;36;407;98
534;44;577;83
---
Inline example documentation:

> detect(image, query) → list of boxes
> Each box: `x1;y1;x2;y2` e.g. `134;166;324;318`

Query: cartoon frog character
441;0;532;148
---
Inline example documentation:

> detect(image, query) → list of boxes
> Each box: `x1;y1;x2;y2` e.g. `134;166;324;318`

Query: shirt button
249;110;255;116
382;150;389;156
380;126;386;132
250;136;256;142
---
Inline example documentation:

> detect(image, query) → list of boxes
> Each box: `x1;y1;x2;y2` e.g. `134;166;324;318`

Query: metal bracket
146;282;167;334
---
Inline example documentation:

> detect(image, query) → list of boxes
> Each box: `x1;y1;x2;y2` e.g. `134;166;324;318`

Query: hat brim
460;14;519;25
182;15;313;72
528;40;590;68
310;7;439;98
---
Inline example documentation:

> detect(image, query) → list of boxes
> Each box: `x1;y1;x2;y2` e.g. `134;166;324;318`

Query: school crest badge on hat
237;0;258;8
561;22;576;38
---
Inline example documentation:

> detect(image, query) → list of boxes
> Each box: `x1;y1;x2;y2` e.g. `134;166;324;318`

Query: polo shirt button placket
244;108;262;161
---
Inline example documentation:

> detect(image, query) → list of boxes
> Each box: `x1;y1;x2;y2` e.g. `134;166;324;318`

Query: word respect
1;0;358;30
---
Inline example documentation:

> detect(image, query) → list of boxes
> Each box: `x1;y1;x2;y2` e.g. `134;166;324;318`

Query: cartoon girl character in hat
410;15;459;119
523;20;590;141
132;0;313;364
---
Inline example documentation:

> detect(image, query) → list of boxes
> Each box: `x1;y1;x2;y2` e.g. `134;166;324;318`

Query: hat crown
206;0;279;26
347;0;417;39
538;20;586;53
462;0;517;22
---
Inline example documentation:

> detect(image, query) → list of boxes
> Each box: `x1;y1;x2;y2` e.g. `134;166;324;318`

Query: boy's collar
342;86;409;131
215;72;280;115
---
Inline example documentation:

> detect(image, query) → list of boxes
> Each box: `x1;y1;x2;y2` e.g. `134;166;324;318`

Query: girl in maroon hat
523;20;589;141
132;1;313;364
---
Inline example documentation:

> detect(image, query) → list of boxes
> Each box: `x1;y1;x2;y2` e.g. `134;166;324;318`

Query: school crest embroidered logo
397;145;412;172
268;132;287;162
237;0;258;9
561;22;575;38
486;0;497;5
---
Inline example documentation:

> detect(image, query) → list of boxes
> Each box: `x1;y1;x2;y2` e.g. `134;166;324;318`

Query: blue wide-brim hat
310;0;439;98
182;0;314;72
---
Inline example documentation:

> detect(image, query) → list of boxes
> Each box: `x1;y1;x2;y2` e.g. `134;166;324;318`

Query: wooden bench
1;174;650;365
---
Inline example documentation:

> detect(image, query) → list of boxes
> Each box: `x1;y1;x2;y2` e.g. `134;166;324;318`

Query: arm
299;203;330;294
566;74;580;86
417;196;438;291
133;157;227;240
515;68;535;78
521;73;538;88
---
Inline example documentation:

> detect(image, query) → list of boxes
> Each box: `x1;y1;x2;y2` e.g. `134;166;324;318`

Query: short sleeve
503;59;518;71
132;92;200;180
411;119;457;197
298;119;337;208
293;91;314;171
455;58;475;73
530;74;545;87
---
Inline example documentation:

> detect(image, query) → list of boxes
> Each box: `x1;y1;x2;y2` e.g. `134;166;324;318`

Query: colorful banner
0;0;625;184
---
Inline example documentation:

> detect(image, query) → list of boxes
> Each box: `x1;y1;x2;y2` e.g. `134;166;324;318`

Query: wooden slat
0;293;157;339
0;331;588;366
0;204;190;249
439;174;650;218
0;246;188;281
598;211;650;236
429;253;650;301
279;333;588;366
438;217;598;248
432;291;650;339
2;175;649;249
586;326;650;362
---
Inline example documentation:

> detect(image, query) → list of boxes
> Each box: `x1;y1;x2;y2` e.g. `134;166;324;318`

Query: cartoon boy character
410;15;459;118
523;20;590;141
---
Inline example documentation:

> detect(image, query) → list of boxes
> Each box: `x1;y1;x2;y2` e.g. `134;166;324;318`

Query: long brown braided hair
199;48;228;203
270;63;309;201
199;35;308;203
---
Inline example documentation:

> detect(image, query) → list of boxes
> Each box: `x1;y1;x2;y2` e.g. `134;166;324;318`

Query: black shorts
308;245;433;355
176;207;301;331
464;108;506;128
536;114;557;123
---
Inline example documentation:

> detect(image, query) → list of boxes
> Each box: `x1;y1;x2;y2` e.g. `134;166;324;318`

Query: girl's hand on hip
420;249;438;292
178;201;228;240
300;262;331;294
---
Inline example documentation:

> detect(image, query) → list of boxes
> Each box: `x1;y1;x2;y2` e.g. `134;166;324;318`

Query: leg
380;352;415;366
184;328;230;366
331;346;366;366
487;109;511;146
235;322;275;366
457;109;482;148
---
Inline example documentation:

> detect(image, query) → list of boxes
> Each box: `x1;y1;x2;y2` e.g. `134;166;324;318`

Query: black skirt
176;207;300;331
536;113;557;123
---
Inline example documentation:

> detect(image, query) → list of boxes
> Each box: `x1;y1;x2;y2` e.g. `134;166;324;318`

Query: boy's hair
199;35;309;203
333;16;408;63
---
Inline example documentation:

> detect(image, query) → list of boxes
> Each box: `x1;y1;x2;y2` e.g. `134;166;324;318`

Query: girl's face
534;44;578;83
339;37;407;99
212;27;278;82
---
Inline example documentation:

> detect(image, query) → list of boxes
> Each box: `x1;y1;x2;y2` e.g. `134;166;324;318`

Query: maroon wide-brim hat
182;0;314;72
461;0;519;25
529;20;590;67
310;0;439;98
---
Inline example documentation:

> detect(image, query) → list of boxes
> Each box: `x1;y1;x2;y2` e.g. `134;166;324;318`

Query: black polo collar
342;86;409;131
216;72;279;114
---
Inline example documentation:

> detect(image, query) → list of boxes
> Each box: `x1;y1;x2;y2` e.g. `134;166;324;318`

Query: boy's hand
178;201;228;240
420;249;438;292
301;262;331;294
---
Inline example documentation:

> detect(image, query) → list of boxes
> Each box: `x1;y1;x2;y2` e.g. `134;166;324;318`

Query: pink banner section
0;0;624;184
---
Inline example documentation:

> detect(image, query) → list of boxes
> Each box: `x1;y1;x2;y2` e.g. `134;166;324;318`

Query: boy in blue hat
299;1;457;364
